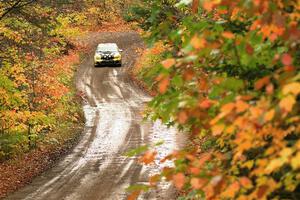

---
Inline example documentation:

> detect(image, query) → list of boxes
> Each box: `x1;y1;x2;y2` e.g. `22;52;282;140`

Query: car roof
97;43;119;51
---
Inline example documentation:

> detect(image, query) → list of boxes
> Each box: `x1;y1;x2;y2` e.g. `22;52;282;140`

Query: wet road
6;32;183;200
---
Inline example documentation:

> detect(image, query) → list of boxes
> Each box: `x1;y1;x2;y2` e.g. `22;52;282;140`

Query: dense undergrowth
126;0;300;199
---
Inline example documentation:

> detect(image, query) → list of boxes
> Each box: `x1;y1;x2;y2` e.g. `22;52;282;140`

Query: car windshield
97;44;118;53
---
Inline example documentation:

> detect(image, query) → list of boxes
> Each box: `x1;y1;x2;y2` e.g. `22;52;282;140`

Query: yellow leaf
283;82;300;96
291;152;300;170
242;160;254;169
279;148;293;158
265;158;285;173
279;95;296;113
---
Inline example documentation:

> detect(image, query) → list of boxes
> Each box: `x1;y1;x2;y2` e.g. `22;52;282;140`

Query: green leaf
125;145;149;157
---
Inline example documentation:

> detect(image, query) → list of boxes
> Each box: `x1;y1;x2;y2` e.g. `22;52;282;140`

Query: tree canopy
126;0;300;199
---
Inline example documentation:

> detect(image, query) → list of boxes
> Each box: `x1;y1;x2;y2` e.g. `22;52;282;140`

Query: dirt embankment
0;128;83;199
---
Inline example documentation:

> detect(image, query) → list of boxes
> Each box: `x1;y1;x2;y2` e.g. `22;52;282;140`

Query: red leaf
281;53;293;66
246;43;254;55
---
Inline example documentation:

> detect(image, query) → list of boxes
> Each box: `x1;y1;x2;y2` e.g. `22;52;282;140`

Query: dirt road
5;32;183;200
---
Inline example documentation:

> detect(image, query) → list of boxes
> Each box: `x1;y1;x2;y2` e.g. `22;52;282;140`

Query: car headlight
95;55;102;60
114;53;121;59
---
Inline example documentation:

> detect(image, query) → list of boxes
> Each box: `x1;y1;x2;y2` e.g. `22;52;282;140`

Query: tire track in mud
5;32;184;200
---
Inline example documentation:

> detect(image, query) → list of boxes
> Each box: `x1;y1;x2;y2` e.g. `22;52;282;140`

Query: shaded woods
126;0;300;199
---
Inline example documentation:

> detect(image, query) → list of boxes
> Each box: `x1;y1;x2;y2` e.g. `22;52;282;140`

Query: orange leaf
203;185;214;199
236;100;249;113
198;153;212;165
264;109;275;122
222;181;240;198
161;58;176;69
221;103;235;114
173;173;185;189
183;69;195;81
222;31;235;39
281;53;293;66
198;78;208;91
211;124;225;136
203;1;214;12
127;191;140;200
178;110;188;124
190;35;206;49
279;95;296;113
139;151;157;165
189;167;201;175
158;77;170;93
191;178;207;189
199;99;213;109
255;76;270;90
239;177;252;189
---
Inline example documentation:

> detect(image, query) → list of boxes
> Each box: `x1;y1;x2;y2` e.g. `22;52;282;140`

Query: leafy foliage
129;0;300;199
0;0;133;160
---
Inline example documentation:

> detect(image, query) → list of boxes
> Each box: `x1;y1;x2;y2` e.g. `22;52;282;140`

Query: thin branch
0;0;37;21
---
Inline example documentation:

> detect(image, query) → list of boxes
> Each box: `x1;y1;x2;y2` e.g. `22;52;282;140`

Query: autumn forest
1;0;300;200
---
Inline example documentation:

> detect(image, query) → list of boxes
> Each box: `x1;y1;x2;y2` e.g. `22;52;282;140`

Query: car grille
102;54;114;60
